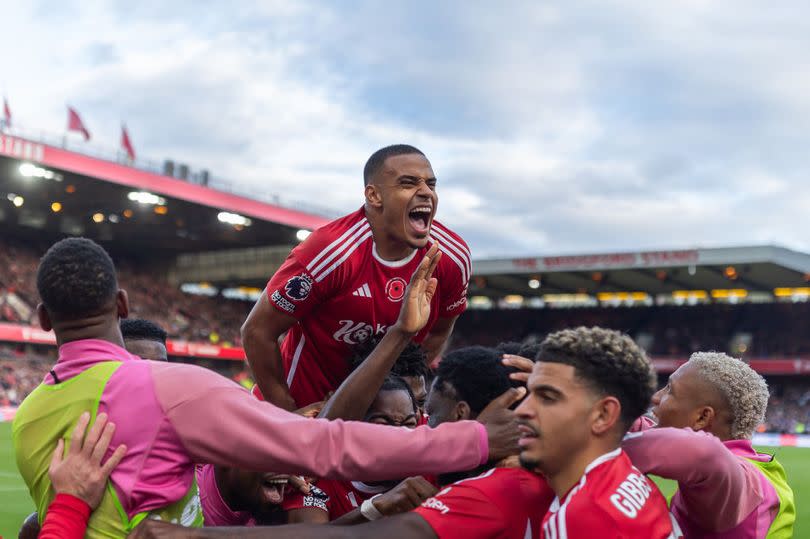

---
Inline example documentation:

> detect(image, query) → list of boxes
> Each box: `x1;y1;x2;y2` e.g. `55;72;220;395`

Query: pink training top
46;339;489;520
623;426;779;538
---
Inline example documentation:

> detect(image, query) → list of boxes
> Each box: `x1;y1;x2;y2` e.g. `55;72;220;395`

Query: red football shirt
264;207;471;406
542;449;682;539
413;467;554;539
282;479;386;520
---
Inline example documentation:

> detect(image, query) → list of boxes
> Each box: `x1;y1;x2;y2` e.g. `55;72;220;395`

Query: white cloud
1;1;809;257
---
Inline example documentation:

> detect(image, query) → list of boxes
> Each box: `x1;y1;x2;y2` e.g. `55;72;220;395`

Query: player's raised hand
394;243;441;336
476;387;527;462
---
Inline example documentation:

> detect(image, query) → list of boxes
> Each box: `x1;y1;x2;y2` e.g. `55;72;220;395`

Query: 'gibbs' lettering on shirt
610;472;653;518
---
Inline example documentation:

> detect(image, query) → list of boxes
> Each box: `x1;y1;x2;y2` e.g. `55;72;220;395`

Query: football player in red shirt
515;327;682;538
241;144;471;410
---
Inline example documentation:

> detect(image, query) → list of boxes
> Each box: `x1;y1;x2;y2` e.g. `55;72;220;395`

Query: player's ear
456;401;472;421
591;396;621;436
37;303;52;332
116;289;130;320
365;183;383;209
693;406;715;432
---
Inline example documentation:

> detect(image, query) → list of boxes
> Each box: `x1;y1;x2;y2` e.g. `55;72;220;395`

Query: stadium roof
471;246;810;297
0;133;330;254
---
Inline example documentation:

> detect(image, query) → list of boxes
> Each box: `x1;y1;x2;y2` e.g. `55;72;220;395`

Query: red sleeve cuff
52;493;92;517
39;493;92;539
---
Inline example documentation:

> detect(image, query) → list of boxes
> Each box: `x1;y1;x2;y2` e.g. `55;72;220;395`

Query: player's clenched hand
502;354;535;384
371;476;438;516
128;520;197;539
476;387;527;462
49;412;127;509
394;243;441;336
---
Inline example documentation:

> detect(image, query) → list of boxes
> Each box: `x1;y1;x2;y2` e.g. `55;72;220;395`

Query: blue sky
2;1;809;257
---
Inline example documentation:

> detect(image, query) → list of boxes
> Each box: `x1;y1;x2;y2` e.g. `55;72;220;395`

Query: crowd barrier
752;433;810;448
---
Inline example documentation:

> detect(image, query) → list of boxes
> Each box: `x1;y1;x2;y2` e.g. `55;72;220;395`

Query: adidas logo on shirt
352;283;372;298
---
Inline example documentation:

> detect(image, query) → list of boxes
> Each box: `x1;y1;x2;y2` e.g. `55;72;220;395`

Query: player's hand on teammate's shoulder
393;243;442;336
371;476;439;517
476;387;527;462
49;411;127;510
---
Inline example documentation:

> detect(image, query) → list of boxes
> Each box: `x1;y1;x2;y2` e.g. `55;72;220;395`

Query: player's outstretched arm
156;359;523;481
241;290;298;411
622;427;761;531
129;512;438;539
318;244;441;421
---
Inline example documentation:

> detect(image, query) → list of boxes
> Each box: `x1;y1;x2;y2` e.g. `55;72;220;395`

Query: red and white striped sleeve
266;215;370;320
430;221;472;318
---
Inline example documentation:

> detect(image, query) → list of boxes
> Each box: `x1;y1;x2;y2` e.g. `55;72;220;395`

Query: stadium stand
0;236;251;344
0;344;53;406
452;303;810;357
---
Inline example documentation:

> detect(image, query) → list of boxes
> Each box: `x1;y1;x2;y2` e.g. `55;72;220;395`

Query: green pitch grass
0;420;807;537
1;421;34;539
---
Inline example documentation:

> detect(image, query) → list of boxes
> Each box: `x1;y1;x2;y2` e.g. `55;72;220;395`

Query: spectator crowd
0;237;250;345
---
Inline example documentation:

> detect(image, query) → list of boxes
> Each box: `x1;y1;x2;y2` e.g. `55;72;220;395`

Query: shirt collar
58;338;140;363
723;438;770;461
45;338;140;384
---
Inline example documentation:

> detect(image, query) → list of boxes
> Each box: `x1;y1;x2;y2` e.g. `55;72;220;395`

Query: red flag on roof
67;106;91;141
121;124;136;161
2;98;11;128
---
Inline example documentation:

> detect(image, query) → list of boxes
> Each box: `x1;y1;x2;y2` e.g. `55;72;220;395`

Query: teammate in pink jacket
623;352;795;538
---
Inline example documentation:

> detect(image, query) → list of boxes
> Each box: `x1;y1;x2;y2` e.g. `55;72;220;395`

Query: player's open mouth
261;478;288;505
517;423;538;447
408;205;433;235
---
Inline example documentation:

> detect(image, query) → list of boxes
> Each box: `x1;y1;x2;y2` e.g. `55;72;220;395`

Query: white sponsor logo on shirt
446;296;467;312
352;283;372;298
333;320;374;345
421;497;450;515
271;290;296;314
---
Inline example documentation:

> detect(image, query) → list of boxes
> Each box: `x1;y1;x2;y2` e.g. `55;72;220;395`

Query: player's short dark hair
494;341;523;355
36;238;118;321
363;144;425;185
121;319;168;345
350;337;430;381
434;346;519;416
391;343;429;381
376;375;417;414
519;341;541;360
538;327;656;430
495;341;541;362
